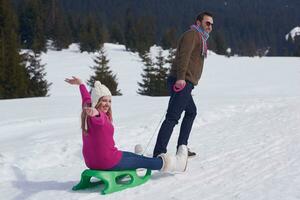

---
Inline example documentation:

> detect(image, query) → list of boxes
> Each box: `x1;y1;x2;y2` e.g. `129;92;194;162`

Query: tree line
0;0;50;99
11;0;300;56
2;0;300;99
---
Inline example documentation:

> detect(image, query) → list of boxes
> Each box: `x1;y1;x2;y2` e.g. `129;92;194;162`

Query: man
153;12;213;157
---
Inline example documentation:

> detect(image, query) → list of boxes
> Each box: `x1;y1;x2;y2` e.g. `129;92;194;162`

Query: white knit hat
91;81;112;108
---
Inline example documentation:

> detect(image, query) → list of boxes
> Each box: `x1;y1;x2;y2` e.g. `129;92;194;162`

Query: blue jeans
153;76;197;157
109;151;163;170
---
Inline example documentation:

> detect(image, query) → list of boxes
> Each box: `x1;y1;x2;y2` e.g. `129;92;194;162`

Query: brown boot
188;148;196;157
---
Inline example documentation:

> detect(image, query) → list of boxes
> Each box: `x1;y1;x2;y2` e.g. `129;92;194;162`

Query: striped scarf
190;25;209;57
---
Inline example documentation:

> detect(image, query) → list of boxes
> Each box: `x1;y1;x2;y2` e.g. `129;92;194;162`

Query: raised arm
65;76;91;107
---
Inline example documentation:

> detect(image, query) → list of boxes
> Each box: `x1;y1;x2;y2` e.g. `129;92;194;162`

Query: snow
1;43;300;200
285;26;300;41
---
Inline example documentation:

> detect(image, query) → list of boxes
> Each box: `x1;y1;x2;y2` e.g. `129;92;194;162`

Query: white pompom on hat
91;81;112;108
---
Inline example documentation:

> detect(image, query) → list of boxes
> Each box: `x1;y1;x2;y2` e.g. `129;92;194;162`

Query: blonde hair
81;97;112;134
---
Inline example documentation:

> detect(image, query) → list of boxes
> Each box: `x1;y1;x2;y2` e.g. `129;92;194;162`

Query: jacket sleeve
79;84;92;108
176;31;197;80
88;111;106;126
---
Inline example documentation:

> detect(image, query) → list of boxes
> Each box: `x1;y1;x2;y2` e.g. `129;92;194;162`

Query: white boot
158;153;176;172
175;145;188;172
158;145;188;173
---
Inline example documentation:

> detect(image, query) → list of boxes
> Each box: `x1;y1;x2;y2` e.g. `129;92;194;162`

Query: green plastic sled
72;169;152;194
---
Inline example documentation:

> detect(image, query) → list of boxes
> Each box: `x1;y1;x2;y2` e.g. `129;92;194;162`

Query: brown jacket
169;29;204;85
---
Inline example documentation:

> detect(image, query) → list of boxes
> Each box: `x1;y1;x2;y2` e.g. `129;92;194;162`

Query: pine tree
137;51;156;95
124;14;156;54
18;0;46;53
25;51;51;96
137;49;169;96
124;8;138;52
135;16;156;54
44;0;71;50
110;22;124;44
52;13;72;50
67;14;80;42
154;49;168;96
100;24;110;44
161;27;177;49
79;15;101;52
286;34;300;57
294;36;300;57
207;34;217;53
214;31;227;55
166;48;176;65
284;34;294;56
87;46;121;95
247;40;257;57
0;28;4;96
0;1;4;96
0;0;29;99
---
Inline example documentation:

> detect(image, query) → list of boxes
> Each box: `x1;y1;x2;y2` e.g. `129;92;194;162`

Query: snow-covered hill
1;43;300;200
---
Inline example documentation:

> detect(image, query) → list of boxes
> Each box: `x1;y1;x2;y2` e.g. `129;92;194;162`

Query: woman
65;76;188;172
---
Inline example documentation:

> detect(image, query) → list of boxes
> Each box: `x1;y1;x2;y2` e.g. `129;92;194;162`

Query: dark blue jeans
109;151;163;170
153;76;197;157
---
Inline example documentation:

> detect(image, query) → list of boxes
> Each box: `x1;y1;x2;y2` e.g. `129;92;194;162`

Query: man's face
197;15;213;33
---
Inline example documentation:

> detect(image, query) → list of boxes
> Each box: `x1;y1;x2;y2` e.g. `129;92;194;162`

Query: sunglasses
205;21;213;27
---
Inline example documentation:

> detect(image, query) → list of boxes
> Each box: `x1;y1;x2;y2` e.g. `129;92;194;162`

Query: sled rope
142;92;178;155
142;111;166;155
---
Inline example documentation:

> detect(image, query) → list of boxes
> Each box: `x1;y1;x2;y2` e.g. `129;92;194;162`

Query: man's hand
65;76;83;85
174;79;186;91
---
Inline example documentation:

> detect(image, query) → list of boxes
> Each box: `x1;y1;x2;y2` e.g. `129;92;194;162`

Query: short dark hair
196;11;213;22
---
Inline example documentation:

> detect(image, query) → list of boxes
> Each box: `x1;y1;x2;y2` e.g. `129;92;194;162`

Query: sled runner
72;169;152;194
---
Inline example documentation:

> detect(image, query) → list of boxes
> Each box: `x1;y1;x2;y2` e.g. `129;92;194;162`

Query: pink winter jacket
79;84;122;170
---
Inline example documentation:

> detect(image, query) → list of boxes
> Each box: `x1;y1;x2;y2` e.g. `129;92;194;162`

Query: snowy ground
0;43;300;200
